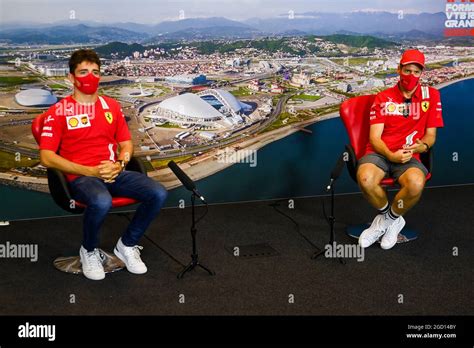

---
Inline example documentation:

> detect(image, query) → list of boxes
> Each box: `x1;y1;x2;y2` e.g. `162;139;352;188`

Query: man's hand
403;139;427;154
98;160;122;183
389;149;413;163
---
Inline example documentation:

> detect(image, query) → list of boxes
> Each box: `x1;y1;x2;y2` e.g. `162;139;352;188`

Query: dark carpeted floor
0;185;472;316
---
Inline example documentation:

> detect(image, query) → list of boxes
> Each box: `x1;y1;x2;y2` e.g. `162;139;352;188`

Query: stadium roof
199;89;252;113
214;89;246;112
14;89;57;107
158;93;223;119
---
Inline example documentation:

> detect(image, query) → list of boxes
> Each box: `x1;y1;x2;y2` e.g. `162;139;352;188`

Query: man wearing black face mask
38;49;168;280
356;49;444;250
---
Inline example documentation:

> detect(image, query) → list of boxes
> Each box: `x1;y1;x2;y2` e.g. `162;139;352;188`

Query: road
148;92;294;160
0;141;39;159
0;118;35;127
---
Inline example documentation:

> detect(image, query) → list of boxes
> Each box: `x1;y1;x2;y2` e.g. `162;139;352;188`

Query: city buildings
164;74;207;85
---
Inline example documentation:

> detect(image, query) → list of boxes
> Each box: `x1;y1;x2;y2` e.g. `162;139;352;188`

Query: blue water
167;78;474;205
1;79;474;220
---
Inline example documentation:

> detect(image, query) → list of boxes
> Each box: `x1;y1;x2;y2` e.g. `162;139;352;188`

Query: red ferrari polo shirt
365;83;444;161
39;95;131;182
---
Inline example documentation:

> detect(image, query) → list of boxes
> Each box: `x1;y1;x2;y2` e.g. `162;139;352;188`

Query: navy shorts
358;153;428;181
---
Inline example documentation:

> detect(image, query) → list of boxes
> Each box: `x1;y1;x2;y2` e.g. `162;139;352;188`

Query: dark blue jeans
69;171;168;251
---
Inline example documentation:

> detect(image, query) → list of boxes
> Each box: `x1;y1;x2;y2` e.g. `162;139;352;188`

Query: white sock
378;202;389;216
387;207;400;221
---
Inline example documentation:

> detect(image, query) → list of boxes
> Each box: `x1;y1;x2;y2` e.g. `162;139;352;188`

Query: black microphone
326;153;345;191
168;160;206;203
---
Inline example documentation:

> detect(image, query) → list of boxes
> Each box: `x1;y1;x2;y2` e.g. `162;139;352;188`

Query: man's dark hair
69;49;101;74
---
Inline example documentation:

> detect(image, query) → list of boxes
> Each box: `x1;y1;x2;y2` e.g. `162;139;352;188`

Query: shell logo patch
66;114;91;130
105;112;113;124
386;102;397;114
384;102;405;116
68;117;78;128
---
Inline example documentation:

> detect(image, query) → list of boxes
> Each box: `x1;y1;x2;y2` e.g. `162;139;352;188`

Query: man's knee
357;165;382;191
149;182;168;205
401;172;425;197
88;193;113;211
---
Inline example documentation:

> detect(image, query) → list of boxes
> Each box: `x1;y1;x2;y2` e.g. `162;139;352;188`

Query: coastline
0;111;339;192
149;111;339;190
149;75;474;189
435;75;474;89
0;176;49;193
1;75;472;193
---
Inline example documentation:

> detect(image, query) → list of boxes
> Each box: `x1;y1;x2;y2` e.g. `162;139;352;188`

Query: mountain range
0;12;471;45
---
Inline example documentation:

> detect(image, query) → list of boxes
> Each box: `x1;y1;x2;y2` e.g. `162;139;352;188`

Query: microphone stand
177;193;216;279
311;174;346;265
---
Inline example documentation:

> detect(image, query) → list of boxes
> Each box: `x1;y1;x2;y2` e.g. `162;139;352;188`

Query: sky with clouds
0;0;447;24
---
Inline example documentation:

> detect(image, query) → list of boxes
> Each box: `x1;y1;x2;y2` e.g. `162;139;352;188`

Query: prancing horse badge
105;112;113;124
421;101;430;113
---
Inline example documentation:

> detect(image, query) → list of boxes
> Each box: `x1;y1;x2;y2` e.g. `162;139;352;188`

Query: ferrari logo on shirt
421;101;430;113
105;112;113;124
66;114;91;130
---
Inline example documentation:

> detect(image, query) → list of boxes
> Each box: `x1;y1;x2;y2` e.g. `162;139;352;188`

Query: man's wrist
387;151;395;161
416;142;429;153
87;165;99;177
422;142;430;153
116;159;126;172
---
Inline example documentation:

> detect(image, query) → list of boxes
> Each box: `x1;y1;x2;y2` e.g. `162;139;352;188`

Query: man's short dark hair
69;49;101;74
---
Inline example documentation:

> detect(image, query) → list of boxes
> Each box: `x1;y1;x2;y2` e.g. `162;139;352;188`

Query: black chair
32;112;147;273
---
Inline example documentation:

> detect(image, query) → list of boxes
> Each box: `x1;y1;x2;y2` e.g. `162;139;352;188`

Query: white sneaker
359;214;388;248
381;216;406;250
79;246;105;280
114;238;147;274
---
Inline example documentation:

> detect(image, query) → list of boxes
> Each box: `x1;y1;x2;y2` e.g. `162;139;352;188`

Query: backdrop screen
0;0;473;220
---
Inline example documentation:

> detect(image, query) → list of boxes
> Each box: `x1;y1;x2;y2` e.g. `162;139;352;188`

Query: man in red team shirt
39;49;168;280
357;49;444;250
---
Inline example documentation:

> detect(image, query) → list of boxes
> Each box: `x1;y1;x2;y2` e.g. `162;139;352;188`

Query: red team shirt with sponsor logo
365;83;444;161
39;95;131;182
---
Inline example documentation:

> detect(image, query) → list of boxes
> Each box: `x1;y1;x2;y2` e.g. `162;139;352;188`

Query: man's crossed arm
40;140;133;183
369;124;437;164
